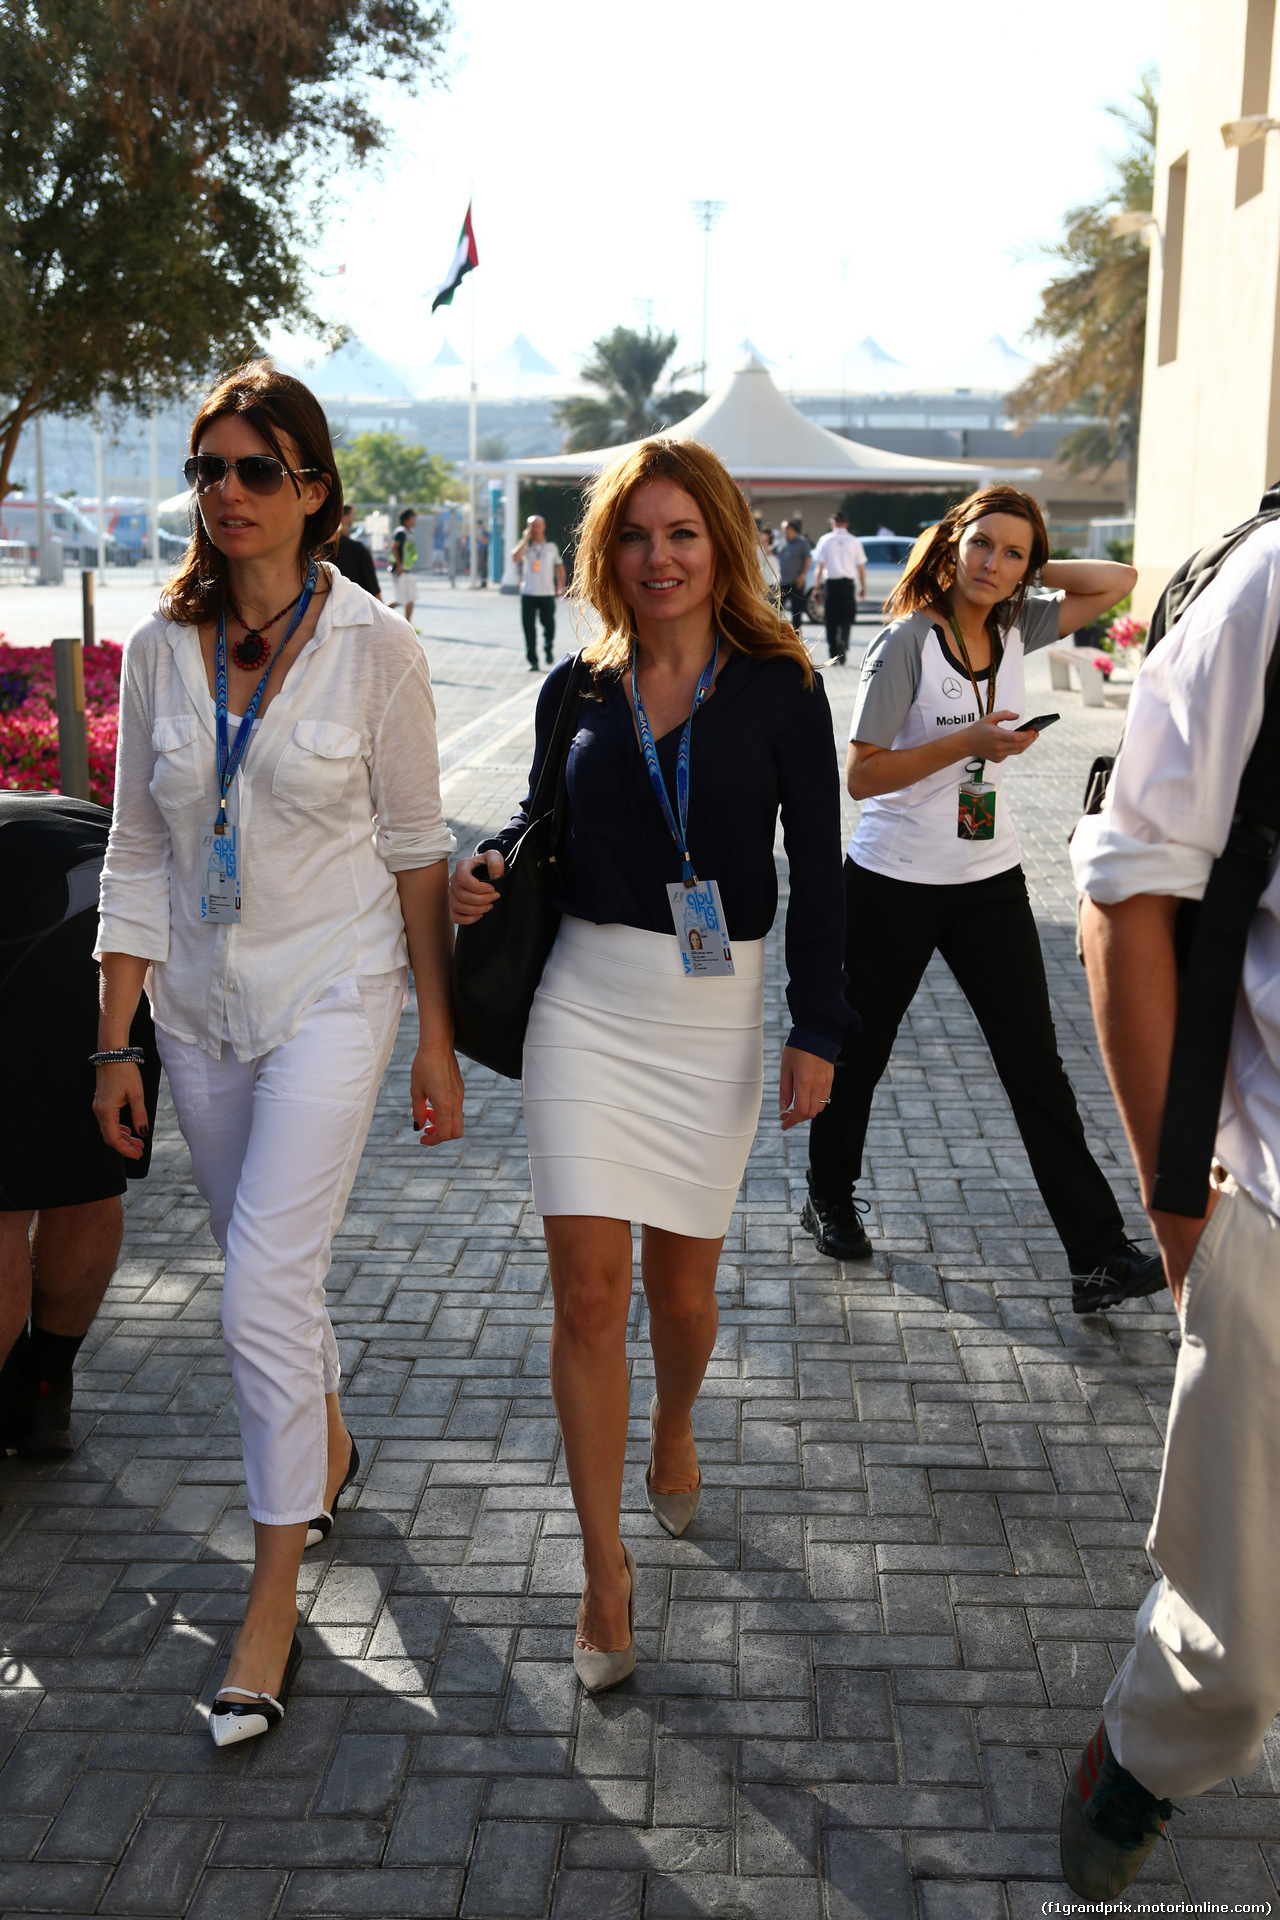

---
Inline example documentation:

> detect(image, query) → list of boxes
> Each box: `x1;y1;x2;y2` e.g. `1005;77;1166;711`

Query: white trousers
1105;1177;1280;1798
156;975;404;1526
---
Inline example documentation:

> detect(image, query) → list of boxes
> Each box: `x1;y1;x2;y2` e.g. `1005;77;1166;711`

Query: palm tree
553;326;703;453
1007;74;1157;507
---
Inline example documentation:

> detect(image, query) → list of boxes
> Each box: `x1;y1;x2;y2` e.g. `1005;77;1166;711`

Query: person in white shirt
92;361;462;1751
803;485;1163;1317
756;520;780;605
1064;518;1280;1896
811;509;868;664
513;515;566;670
389;507;417;625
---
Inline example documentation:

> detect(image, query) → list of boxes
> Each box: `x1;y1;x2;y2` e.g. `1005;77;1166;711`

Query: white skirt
523;916;766;1238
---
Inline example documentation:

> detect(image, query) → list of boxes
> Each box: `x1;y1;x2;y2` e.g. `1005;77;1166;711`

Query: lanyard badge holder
632;638;735;977
201;558;319;923
946;607;998;843
958;759;997;840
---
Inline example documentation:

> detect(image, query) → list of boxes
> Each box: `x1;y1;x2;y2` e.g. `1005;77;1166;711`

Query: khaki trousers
1105;1178;1280;1798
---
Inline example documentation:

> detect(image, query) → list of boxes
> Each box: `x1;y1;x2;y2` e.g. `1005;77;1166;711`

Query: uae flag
430;204;478;311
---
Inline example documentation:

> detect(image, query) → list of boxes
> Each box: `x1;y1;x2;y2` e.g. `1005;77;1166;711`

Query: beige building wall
1133;0;1280;615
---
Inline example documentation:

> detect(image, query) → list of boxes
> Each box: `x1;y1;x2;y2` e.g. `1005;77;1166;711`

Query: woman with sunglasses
93;361;462;1749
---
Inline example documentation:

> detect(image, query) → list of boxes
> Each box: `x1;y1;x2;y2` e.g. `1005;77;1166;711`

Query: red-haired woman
93;362;462;1748
451;439;852;1689
803;487;1162;1310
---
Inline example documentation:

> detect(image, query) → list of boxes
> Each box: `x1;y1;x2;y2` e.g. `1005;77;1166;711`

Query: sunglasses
183;454;322;496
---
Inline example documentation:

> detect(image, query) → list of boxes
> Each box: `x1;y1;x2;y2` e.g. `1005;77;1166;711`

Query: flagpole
468;201;478;590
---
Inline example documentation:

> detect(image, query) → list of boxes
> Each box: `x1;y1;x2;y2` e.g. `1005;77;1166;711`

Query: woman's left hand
779;1045;834;1131
411;1043;465;1145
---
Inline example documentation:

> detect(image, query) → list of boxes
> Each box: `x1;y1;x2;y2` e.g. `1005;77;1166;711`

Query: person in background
331;504;381;599
778;518;812;634
0;792;161;1459
803;485;1164;1317
513;514;566;671
390;508;417;626
1063;516;1280;1898
476;522;490;586
811;509;867;665
95;360;461;1750
756;520;780;606
451;438;851;1692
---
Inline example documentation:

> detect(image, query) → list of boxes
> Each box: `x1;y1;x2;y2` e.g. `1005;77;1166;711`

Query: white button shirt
1070;522;1280;1216
97;565;457;1061
812;528;867;579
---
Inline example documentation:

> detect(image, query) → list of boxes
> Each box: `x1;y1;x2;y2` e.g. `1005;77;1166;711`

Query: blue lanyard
631;636;720;885
214;559;319;829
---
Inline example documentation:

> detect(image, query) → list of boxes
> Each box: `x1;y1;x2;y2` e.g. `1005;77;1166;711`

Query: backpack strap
1151;634;1280;1215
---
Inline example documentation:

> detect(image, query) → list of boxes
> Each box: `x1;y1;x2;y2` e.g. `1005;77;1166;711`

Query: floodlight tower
689;200;726;394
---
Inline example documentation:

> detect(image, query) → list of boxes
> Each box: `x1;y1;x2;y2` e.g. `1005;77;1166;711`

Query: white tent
470;353;1039;582
919;333;1034;394
475;354;1037;487
306;338;412;402
794;335;916;394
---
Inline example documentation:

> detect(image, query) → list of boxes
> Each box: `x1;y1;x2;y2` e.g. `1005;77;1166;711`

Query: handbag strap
528;651;587;842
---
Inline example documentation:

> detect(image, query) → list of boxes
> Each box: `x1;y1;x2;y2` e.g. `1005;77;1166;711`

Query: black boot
800;1192;873;1260
2;1325;79;1459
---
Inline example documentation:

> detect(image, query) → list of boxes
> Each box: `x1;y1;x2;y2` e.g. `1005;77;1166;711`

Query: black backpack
1078;482;1280;1217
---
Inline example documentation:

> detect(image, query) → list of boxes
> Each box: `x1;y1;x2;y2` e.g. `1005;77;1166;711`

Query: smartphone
1016;712;1060;733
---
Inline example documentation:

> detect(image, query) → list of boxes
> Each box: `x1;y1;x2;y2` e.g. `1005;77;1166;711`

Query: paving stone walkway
3;588;1278;1918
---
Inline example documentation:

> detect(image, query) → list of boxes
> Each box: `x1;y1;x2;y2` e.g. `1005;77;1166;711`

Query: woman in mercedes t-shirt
802;484;1163;1314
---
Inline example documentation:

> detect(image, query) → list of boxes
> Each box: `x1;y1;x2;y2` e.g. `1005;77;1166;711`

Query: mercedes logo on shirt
941;676;963;700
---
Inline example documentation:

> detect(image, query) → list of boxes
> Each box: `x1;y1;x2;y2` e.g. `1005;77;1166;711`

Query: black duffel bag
451;653;588;1079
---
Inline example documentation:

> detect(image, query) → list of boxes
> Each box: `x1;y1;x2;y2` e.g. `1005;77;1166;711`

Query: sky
289;0;1165;392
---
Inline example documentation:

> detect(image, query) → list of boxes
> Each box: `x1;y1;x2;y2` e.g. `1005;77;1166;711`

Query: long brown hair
573;438;814;685
886;484;1050;635
162;361;343;627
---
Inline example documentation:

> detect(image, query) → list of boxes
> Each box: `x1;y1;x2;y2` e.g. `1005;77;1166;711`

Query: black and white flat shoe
208;1632;303;1749
305;1437;360;1550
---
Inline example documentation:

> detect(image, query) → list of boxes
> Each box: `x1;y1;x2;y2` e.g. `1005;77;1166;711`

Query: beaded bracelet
89;1048;146;1066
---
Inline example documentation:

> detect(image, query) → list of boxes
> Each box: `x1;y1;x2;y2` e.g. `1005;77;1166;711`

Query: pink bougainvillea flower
0;640;122;805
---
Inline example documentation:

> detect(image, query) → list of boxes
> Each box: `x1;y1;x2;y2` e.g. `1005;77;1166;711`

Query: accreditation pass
201;826;242;923
667;879;735;977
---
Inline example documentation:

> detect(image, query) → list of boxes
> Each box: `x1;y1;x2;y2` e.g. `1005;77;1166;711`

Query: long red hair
574;438;813;684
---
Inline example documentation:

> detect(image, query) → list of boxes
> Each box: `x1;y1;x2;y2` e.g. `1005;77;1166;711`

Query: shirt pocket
272;720;365;812
148;713;206;812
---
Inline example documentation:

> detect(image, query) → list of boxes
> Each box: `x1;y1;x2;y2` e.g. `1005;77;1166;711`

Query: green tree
335;432;455;506
553;326;702;453
1007;72;1157;505
0;0;453;500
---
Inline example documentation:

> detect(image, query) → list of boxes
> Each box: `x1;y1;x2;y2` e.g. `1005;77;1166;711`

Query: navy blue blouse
480;649;854;1060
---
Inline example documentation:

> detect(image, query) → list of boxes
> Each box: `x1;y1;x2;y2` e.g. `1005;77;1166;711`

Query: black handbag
451;653;588;1079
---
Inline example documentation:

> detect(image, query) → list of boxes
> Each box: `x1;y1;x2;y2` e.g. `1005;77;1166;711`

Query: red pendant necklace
227;588;304;670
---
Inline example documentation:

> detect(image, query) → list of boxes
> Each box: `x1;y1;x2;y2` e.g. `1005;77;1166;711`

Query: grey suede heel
573;1545;637;1692
645;1394;702;1538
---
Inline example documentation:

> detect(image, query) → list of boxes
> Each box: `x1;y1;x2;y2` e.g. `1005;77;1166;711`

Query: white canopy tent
467;353;1039;588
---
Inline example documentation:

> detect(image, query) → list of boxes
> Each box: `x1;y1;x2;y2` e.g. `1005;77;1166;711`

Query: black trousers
522;595;556;664
824;576;856;659
807;859;1127;1271
782;580;808;633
